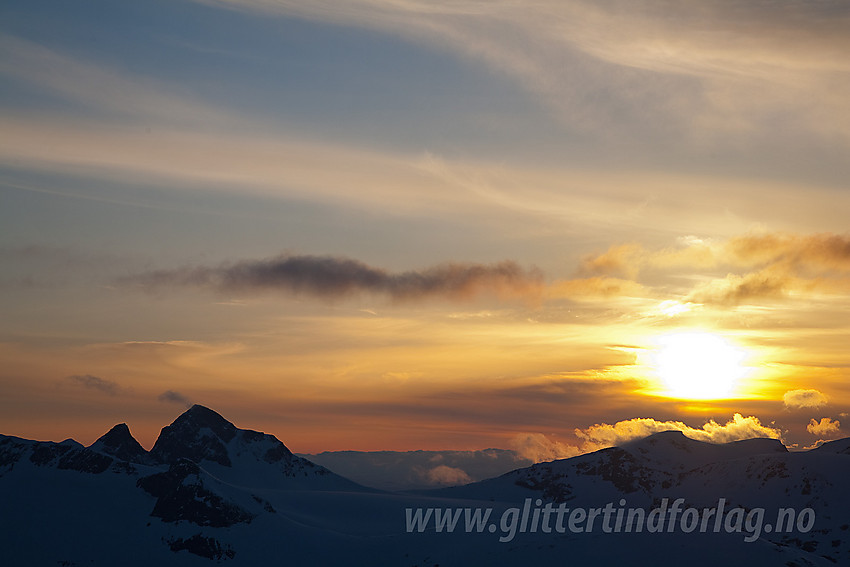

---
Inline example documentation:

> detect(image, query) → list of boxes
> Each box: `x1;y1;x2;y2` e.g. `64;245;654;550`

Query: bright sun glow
649;332;750;399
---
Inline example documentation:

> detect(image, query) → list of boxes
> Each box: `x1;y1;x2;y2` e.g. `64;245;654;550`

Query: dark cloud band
122;254;544;301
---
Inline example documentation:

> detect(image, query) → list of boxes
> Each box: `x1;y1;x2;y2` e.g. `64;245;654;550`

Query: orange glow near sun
645;331;752;399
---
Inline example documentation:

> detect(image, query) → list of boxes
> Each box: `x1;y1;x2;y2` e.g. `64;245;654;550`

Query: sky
2;0;849;456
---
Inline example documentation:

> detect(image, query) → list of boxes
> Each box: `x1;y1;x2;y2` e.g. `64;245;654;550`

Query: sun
648;332;750;399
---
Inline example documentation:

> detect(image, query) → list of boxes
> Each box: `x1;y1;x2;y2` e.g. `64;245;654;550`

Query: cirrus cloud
195;0;850;146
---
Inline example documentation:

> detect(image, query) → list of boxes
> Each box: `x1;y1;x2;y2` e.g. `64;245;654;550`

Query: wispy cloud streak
195;0;850;144
0;34;227;126
158;390;193;408
66;374;127;396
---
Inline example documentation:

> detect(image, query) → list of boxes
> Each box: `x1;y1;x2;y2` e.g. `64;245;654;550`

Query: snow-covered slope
433;431;789;502
2;410;848;566
811;436;850;455
430;430;850;565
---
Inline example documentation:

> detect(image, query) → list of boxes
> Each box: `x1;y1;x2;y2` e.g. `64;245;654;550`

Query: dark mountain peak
93;423;132;447
184;404;222;418
150;405;237;467
160;405;237;442
90;423;150;464
107;422;131;436
140;405;362;490
177;405;237;437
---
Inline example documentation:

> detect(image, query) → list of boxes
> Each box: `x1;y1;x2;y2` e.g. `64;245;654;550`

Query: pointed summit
150;405;237;466
175;405;238;440
89;423;150;464
145;405;362;491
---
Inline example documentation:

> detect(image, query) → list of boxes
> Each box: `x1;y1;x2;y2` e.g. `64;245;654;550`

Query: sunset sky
2;0;849;457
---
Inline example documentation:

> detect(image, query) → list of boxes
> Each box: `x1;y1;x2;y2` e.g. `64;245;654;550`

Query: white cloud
509;432;582;463
784;389;828;409
696;413;782;444
575;413;781;450
807;417;841;438
423;465;472;486
511;414;783;462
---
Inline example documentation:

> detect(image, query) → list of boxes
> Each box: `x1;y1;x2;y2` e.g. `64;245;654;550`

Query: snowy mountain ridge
1;406;848;566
